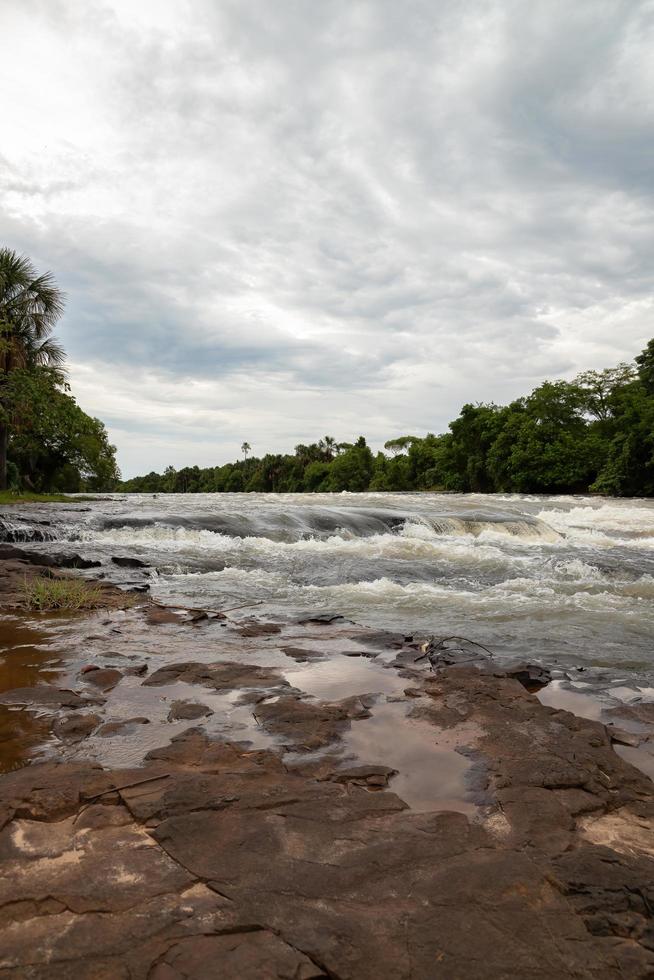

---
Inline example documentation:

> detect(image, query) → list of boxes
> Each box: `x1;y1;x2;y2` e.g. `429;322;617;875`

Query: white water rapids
4;492;654;684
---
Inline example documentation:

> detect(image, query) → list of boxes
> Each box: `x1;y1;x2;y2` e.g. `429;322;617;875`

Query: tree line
0;249;119;493
121;337;654;497
3;248;652;498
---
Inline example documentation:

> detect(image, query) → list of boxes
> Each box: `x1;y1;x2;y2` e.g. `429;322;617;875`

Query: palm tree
0;249;66;489
241;441;251;460
319;435;337;459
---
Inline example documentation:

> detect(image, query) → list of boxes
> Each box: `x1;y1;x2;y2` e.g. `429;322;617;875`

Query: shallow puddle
0;616;63;772
283;655;404;701
536;680;603;720
340;700;478;814
613;742;654;782
537;679;654;787
70;676;277;768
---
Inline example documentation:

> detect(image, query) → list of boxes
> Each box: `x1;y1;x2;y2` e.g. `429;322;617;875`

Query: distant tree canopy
0;249;120;493
120;339;654;497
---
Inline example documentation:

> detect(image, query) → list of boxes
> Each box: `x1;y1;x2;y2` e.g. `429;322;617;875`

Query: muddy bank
0;556;654;977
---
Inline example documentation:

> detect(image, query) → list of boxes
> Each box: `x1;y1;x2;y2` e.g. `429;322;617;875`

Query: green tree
574;364;636;422
636;339;654;394
327;437;374;491
0;249;66;489
6;367;119;491
487;382;600;493
383;436;418;457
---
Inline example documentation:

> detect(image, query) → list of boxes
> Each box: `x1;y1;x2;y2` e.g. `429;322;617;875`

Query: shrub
22;576;105;611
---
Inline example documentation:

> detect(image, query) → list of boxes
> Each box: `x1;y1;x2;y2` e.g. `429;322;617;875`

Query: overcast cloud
1;0;653;476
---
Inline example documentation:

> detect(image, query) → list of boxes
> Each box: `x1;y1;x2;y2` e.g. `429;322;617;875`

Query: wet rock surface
0;543;101;569
255;694;372;750
144;660;288;693
1;594;654;977
1;686;654;978
167;700;214;722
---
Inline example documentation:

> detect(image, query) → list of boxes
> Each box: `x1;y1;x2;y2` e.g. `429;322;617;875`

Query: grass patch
22;576;106;612
0;491;103;505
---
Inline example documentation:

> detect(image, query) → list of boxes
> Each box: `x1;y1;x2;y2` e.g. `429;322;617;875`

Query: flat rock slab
111;556;149;568
96;717;150;737
83;667;124;691
255;694;371;750
53;713;101;741
281;646;326;662
0;686;88;709
167;700;214;722
2;711;654;978
2;627;654;980
236;622;282;637
149;931;325;980
144;661;287;693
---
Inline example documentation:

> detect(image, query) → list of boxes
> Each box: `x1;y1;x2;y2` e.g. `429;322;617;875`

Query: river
3;492;653;690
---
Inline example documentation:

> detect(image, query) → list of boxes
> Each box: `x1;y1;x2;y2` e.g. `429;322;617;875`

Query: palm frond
0;248;65;352
26;336;67;369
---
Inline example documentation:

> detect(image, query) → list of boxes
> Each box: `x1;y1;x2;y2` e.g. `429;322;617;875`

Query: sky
1;0;653;478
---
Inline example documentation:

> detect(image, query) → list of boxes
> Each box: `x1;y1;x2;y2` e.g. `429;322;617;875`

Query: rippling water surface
4;492;654;682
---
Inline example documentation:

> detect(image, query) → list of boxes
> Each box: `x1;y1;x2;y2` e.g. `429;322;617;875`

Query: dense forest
121;338;654;497
0;249;119;493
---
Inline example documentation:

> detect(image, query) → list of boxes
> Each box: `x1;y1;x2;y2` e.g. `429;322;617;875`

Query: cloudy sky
1;0;653;477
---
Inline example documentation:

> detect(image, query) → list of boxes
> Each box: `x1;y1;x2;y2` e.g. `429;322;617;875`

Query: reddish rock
144;661;287;693
167;701;213;722
83;668;123;692
96;717;150;737
255;694;371;750
53;713;101;741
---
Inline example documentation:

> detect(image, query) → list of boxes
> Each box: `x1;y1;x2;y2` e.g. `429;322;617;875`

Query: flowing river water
3;491;653;680
1;491;654;782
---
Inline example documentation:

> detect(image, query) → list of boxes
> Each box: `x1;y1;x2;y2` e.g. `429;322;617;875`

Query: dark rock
0;544;101;569
0;686;87;709
111;556;149;568
123;663;148;677
606;702;654;726
96;717;150;737
255;695;371;750
144;661;287;693
187;609;209;623
327;765;398;788
421;637;491;670
236;622;282;637
146;605;184;625
296;612;350;625
149;930;325;979
53;713;101;741
281;646;325;662
167;701;214;722
502;661;552;691
354;629;411;650
83;668;123;692
608;726;642;748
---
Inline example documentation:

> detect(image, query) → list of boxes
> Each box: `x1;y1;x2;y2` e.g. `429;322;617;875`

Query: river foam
2;491;653;680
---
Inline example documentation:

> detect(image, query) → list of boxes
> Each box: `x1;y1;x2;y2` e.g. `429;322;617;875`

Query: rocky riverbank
0;552;653;978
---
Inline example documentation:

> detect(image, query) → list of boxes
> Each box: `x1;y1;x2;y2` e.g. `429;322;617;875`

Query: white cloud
1;0;653;475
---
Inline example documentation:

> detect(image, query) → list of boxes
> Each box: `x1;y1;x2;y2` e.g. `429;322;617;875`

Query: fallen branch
148;597;263;617
220;600;265;614
414;635;494;664
84;772;171;802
